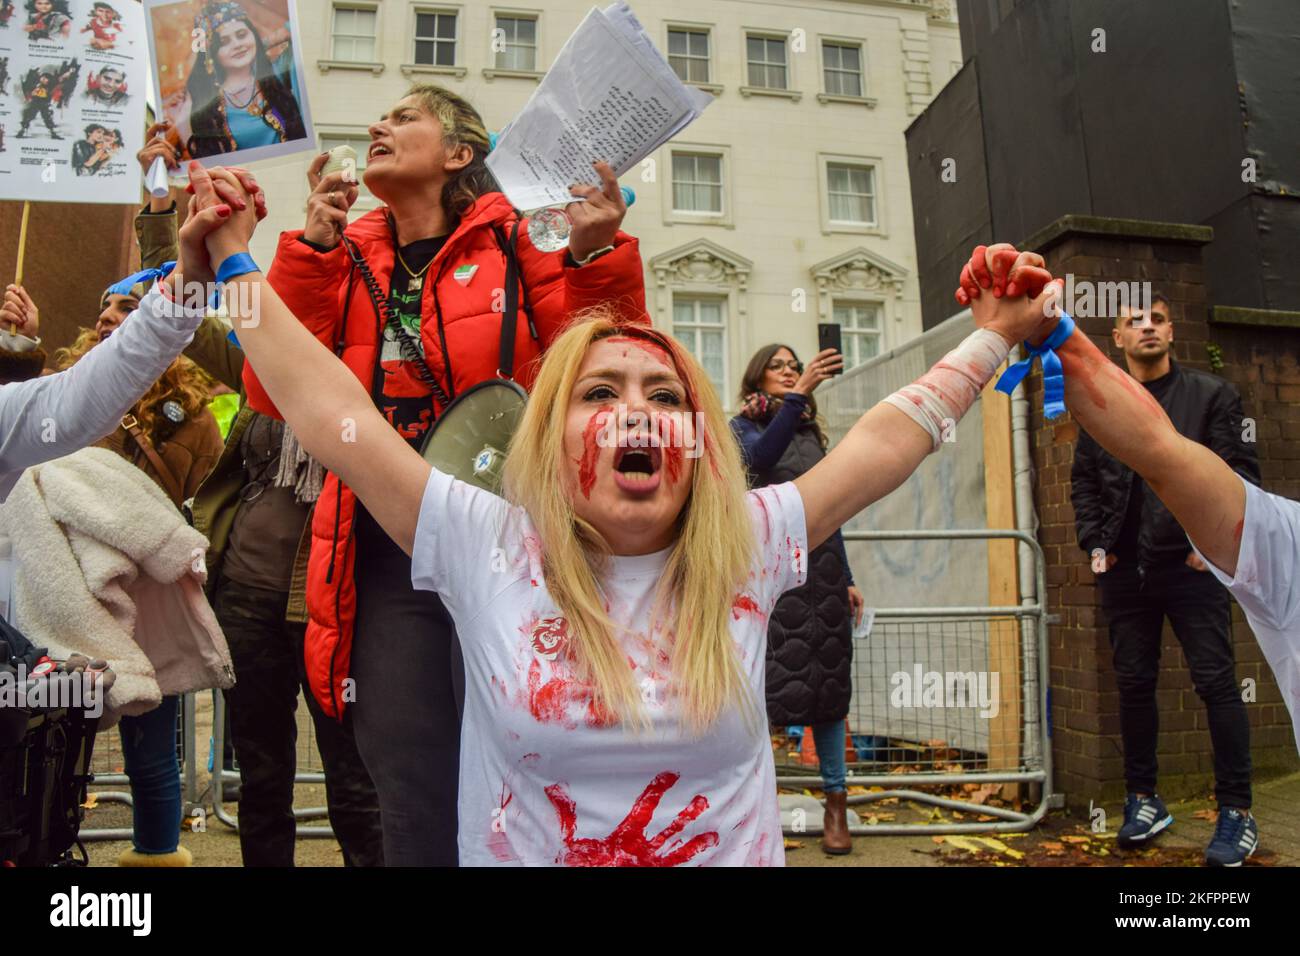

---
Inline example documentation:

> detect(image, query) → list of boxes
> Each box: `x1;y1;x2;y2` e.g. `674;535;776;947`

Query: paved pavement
786;771;1299;867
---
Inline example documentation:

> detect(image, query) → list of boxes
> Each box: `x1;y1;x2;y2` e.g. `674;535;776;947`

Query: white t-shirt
411;468;808;866
0;283;206;501
1192;476;1300;752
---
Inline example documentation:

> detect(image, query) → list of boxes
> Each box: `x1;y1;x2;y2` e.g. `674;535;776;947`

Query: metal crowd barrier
82;689;335;842
209;689;333;838
777;529;1052;835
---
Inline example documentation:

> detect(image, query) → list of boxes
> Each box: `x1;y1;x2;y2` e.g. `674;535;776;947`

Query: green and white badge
453;264;479;285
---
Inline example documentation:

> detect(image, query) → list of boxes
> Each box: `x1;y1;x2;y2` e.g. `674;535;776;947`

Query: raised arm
0;279;200;485
959;242;1248;577
0;172;253;495
1056;326;1245;575
198;166;429;555
796;252;1056;550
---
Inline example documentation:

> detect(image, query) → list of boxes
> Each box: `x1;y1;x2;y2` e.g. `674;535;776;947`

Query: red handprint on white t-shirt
544;771;719;866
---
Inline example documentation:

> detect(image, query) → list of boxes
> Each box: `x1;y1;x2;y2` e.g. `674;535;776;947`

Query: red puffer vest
242;193;647;717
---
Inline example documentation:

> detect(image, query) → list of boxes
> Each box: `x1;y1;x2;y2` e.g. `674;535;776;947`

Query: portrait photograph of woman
146;0;313;164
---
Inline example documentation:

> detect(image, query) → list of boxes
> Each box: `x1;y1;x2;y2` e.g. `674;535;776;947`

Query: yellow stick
14;200;30;287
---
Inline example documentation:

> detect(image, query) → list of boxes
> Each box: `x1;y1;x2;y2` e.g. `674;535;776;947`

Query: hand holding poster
144;0;313;165
0;0;147;203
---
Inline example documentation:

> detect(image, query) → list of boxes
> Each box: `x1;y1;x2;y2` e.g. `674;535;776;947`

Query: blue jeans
812;719;847;793
118;695;182;854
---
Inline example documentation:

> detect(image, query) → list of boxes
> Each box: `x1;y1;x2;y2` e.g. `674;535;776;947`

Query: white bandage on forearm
879;329;1012;451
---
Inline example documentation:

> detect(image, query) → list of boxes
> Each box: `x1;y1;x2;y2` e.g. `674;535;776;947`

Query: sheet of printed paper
0;0;148;203
486;2;712;212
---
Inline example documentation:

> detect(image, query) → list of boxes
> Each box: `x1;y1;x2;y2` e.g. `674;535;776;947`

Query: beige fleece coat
0;447;233;721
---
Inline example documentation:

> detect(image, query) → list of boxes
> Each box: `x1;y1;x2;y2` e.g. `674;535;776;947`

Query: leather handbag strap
122;414;186;507
496;219;521;379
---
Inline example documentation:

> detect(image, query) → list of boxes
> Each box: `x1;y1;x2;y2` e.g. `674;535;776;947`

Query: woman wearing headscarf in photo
167;1;304;157
730;343;866;855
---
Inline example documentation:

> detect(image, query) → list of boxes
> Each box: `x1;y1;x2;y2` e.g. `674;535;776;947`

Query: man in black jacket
1071;292;1261;864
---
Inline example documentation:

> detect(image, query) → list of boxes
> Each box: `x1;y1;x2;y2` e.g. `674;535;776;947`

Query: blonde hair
56;328;213;438
503;306;757;733
403;83;497;222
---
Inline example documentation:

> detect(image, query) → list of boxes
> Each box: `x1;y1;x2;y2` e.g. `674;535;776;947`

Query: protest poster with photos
0;0;148;202
144;0;313;167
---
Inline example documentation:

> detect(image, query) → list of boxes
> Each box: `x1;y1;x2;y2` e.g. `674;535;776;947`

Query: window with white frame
671;152;723;215
822;41;863;97
319;133;373;202
495;14;537;71
746;34;788;89
672;296;727;399
833;300;883;366
826;161;877;225
667;28;710;84
414;10;458;66
331;5;377;61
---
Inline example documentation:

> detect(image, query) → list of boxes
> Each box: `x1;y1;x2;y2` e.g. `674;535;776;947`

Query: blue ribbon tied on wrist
993;311;1077;420
214;253;261;345
107;260;176;296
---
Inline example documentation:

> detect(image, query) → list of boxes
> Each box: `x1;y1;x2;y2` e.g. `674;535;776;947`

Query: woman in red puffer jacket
242;84;646;866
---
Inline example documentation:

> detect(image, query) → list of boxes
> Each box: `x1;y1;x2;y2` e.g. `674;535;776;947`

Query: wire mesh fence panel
773;615;1038;775
209;689;333;836
83;689;335;840
772;529;1052;833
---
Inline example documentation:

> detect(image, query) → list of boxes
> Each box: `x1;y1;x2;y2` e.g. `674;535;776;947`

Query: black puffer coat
1071;361;1260;564
732;403;853;726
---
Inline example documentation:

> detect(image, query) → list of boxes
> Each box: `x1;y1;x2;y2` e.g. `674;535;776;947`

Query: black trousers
19;101;57;134
351;505;465;866
1099;560;1252;809
214;578;384;866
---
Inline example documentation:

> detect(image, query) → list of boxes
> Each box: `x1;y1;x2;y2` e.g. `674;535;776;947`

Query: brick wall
1021;219;1300;809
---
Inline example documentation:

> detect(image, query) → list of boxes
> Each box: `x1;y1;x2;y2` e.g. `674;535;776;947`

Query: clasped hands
952;243;1068;349
169;161;266;291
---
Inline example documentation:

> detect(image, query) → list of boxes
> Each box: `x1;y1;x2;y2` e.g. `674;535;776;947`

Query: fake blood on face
604;335;673;367
577;405;613;499
659;414;683;485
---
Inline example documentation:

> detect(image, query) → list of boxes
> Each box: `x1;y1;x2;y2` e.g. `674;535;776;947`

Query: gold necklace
395;246;436;279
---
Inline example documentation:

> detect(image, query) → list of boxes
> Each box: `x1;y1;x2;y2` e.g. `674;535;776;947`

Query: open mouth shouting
613;443;663;495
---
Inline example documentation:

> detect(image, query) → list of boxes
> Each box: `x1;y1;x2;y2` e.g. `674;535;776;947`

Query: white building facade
250;0;961;407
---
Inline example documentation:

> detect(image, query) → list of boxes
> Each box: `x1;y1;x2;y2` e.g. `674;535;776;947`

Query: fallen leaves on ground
932;821;1279;868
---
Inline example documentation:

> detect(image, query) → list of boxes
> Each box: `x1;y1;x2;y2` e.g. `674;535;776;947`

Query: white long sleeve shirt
1193;476;1300;753
0;282;208;502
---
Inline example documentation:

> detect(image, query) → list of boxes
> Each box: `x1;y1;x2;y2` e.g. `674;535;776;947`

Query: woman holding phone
730;344;864;854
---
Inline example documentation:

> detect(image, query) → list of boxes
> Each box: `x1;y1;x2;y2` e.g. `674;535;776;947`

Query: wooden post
4;201;31;334
982;368;1022;798
14;201;30;287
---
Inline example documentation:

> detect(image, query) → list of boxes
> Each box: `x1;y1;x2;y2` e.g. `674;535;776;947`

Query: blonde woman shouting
193;164;1054;865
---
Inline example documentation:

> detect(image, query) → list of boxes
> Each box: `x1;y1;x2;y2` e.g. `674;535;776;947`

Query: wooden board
981;369;1023;794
